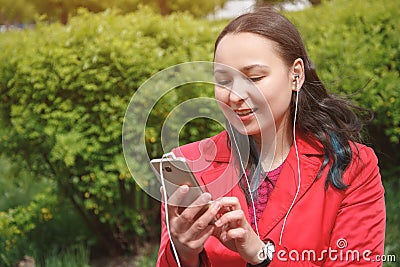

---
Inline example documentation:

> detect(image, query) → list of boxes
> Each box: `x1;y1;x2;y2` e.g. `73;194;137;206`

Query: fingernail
201;193;211;202
222;233;227;242
212;201;220;212
180;185;189;193
214;219;222;227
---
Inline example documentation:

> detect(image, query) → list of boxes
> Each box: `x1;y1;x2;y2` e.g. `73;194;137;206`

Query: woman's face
214;32;295;140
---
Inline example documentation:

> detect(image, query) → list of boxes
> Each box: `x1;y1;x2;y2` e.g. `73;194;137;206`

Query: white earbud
293;74;300;91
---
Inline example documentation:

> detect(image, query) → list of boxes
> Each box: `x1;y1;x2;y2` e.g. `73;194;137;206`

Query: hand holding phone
150;157;207;207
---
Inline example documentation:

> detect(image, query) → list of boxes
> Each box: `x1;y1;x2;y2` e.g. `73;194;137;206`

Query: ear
291;58;305;92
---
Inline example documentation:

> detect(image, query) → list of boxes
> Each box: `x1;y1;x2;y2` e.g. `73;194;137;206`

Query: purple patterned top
247;163;284;231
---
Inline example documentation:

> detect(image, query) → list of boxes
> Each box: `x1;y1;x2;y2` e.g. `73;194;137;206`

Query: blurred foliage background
0;0;228;25
0;0;399;266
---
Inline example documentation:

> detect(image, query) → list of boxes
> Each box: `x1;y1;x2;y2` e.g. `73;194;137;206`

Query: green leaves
0;7;223;255
287;0;400;144
51;132;88;166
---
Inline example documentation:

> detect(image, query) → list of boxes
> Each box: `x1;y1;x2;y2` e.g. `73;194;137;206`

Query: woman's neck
253;115;293;172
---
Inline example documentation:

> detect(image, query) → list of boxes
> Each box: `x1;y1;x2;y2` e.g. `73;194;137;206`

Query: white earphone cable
160;155;182;267
228;123;260;238
278;82;301;245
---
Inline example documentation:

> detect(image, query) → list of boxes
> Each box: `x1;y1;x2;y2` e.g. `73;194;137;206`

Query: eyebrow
214;64;270;74
214;68;229;74
241;64;270;72
214;64;270;73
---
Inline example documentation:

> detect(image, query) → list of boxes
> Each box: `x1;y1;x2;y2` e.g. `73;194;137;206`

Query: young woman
156;7;385;267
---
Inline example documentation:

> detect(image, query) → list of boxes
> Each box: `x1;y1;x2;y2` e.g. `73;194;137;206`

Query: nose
229;77;249;105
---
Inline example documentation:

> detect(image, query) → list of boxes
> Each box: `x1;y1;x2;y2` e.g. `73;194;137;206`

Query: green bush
0;187;55;265
287;0;400;170
0;6;223;258
0;157;48;211
0;155;94;266
290;0;400;138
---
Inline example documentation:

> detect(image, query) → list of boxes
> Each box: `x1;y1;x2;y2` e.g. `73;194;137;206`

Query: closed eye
248;76;264;82
215;79;233;86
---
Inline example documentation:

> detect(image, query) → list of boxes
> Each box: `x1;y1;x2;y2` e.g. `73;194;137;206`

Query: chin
230;123;260;136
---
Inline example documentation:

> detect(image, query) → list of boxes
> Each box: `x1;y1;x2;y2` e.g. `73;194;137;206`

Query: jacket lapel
200;162;252;223
259;135;325;239
198;131;241;200
195;131;325;240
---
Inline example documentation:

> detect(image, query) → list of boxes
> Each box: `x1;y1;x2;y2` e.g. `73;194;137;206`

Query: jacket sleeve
156;201;212;267
323;146;386;266
156;200;179;267
268;146;386;267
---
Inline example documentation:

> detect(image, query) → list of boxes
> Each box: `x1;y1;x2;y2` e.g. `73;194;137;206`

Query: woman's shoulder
300;132;378;165
345;141;380;185
350;142;378;165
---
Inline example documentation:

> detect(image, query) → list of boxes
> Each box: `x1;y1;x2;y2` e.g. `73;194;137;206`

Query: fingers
214;196;245;229
221;227;247;243
214;208;246;228
212;199;252;246
166;185;218;232
177;224;215;252
177;194;216;227
175;201;220;248
177;192;211;222
165;185;190;217
168;196;220;257
217;196;242;211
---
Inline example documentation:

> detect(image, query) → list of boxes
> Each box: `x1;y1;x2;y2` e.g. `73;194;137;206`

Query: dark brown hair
215;7;364;192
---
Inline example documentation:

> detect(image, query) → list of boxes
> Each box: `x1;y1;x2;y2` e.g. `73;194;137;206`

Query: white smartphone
150;157;207;207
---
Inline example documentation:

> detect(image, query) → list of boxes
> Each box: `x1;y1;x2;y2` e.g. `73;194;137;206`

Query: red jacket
156;131;386;266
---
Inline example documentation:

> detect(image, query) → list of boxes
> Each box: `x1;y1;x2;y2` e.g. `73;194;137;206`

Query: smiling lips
234;108;257;121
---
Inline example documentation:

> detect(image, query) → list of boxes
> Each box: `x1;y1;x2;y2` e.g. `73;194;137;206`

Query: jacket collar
201;130;326;241
202;130;324;163
203;131;232;162
259;137;325;239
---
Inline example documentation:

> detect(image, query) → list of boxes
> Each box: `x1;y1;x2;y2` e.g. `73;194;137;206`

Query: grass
40;245;90;267
132;242;159;266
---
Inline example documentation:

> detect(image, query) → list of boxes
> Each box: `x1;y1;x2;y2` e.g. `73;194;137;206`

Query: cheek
252;80;292;119
214;88;229;104
215;88;237;122
268;92;292;123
